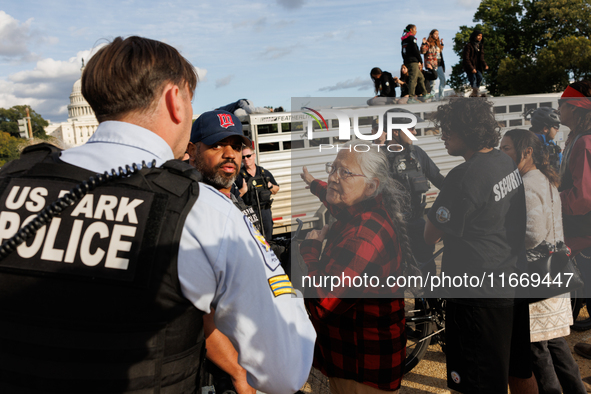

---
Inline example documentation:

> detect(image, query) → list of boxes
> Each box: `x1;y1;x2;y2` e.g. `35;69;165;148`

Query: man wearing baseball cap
187;110;262;231
188;110;249;191
187;110;263;394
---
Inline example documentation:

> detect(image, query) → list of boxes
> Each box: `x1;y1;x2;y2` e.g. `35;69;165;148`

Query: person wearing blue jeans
421;29;447;100
466;70;483;91
462;29;488;97
436;65;446;100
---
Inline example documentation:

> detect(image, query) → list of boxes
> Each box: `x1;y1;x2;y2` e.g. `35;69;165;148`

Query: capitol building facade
44;63;99;147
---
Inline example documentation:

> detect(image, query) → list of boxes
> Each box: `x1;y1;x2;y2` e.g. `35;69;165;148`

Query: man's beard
195;159;237;190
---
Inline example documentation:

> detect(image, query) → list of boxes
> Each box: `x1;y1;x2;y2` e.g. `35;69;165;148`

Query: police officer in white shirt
0;36;315;394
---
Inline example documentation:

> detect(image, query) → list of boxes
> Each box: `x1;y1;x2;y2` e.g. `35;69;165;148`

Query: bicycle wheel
571;290;591;331
404;296;435;374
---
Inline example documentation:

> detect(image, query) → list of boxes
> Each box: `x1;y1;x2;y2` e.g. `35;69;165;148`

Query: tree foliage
0;132;25;167
0;105;49;139
450;0;591;95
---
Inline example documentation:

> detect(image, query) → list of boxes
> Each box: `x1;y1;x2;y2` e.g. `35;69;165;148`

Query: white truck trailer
243;94;565;236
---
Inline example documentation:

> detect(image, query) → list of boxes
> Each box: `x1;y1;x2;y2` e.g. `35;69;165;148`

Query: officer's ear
165;83;185;125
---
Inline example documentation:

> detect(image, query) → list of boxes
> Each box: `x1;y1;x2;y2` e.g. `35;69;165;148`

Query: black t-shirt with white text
427;149;527;305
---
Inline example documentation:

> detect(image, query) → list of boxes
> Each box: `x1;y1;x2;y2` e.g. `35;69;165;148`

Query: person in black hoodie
401;24;428;100
367;67;400;105
462;29;488;97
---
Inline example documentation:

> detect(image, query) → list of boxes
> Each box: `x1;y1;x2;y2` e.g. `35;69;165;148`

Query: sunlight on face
326;150;373;208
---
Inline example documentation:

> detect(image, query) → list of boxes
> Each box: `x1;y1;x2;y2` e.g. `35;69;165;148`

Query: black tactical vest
241;168;272;210
388;145;430;219
0;144;205;393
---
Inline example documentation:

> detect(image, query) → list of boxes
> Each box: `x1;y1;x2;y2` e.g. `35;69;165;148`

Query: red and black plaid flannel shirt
301;180;406;391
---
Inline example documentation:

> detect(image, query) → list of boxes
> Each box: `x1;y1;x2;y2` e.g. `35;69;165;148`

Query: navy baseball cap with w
190;110;251;146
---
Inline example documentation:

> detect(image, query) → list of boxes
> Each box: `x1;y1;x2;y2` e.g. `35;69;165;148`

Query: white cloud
455;0;480;9
196;67;208;82
215;74;234;88
318;77;373;92
277;0;306;9
0;11;57;62
0;46;102;121
261;44;298;59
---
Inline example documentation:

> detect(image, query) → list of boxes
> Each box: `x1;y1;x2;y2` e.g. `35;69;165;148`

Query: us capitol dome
44;60;99;147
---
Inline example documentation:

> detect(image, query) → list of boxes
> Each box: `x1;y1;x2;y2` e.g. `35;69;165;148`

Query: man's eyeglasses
558;98;572;108
242;154;253;159
326;163;366;180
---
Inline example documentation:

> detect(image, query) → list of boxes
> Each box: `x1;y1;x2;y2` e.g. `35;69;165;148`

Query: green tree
0;105;49;139
449;0;591;96
497;36;591;94
0;132;24;167
535;0;591;39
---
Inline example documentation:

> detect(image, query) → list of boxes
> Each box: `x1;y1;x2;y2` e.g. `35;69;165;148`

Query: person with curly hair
424;98;535;393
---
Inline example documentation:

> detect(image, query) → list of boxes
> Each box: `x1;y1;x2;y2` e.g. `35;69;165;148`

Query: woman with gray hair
299;143;411;393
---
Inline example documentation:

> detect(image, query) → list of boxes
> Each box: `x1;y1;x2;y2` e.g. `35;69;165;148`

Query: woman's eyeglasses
326;163;366;180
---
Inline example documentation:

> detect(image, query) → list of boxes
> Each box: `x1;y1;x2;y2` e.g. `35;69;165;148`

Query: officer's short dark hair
82;36;198;122
434;98;500;151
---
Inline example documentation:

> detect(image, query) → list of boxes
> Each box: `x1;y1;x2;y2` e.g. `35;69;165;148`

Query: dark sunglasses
558;98;572;107
242;154;253;159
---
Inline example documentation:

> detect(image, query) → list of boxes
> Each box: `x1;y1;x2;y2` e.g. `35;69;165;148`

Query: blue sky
0;0;481;123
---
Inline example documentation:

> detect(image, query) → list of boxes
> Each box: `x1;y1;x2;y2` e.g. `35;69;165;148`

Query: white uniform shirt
60;121;315;394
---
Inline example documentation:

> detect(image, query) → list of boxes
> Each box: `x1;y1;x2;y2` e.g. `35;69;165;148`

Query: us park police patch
435;206;451;224
0;178;156;282
243;216;280;272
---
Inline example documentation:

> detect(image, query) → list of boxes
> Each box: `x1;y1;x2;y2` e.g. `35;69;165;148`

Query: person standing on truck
401;24;429;102
383;108;445;276
424;98;535;394
0;36;315;394
524;106;562;171
462;29;488;97
236;146;280;241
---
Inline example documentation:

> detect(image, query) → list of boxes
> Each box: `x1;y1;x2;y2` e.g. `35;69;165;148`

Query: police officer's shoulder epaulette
1;142;62;176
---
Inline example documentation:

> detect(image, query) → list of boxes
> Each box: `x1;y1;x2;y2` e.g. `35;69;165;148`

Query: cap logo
218;113;235;129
